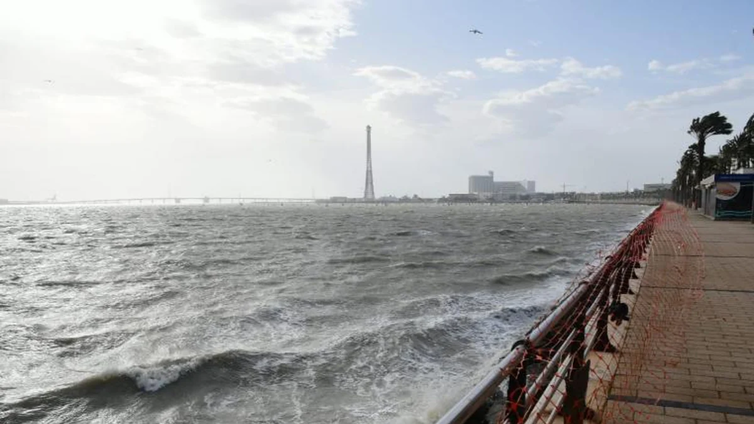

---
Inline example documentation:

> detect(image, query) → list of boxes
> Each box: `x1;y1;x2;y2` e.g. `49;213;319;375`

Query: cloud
646;59;711;74
720;54;741;62
477;57;558;73
560;58;622;79
355;66;425;87
199;0;358;68
209;59;293;86
355;66;450;125
0;0;360;133
647;60;663;72
505;49;518;58
367;91;450;125
529;40;542;47
647;54;742;74
164;19;202;38
446;70;476;80
627;74;754;111
483;78;599;136
227;96;328;132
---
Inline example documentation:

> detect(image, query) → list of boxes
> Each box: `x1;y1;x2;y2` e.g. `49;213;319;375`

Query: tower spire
364;125;375;200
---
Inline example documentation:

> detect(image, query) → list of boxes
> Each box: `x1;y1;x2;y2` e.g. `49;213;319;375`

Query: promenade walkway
607;208;754;423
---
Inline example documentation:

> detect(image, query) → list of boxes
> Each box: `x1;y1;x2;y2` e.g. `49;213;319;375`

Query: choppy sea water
0;203;648;423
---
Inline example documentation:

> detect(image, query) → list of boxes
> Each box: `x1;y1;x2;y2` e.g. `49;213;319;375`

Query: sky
1;0;754;200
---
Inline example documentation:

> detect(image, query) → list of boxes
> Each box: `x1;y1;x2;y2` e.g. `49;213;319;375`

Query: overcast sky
2;0;754;200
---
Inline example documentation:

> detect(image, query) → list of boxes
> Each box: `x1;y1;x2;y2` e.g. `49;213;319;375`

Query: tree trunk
696;139;706;210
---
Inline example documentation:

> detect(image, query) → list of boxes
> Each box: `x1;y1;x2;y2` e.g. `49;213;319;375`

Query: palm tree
718;142;736;173
706;154;727;176
673;146;698;206
740;113;754;169
688;112;734;180
728;133;748;170
687;112;733;205
744;113;754;137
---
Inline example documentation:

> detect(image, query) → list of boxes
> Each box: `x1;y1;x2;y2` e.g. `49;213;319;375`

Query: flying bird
469;29;483;35
43;79;53;83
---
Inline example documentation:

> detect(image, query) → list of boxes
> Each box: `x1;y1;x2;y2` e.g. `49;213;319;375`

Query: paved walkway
607;211;754;423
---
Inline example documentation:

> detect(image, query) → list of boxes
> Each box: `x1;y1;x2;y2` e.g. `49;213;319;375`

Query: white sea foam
127;359;201;392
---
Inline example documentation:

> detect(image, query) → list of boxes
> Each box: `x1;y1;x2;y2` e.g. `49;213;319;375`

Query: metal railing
436;205;660;424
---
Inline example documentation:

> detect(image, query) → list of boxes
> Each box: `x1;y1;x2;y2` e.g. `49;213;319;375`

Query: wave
546;257;571;266
390;257;499;270
390;261;444;270
389;230;434;237
103;225;121;234
491;267;570;285
156;256;262;270
492;229;517;236
35;280;102;288
6;349;310;410
112;241;165;249
127;358;203;392
327;255;391;264
527;245;556;255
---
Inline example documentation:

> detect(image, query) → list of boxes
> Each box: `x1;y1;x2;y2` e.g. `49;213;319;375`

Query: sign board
715;174;754;183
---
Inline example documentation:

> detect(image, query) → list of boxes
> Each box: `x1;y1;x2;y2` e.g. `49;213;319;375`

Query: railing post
505;341;529;424
592;293;615;352
562;308;590;424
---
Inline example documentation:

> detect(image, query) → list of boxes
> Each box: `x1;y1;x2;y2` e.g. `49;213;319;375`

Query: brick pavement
606;209;754;424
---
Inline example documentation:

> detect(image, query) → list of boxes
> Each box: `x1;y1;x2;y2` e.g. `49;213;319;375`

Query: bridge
4;197;318;206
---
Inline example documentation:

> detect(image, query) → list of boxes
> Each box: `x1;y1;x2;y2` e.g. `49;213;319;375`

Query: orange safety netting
493;202;704;424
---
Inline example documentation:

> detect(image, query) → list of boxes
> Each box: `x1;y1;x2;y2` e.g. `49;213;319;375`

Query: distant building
643;183;671;192
494;181;528;198
468;171;536;199
469;171;495;195
378;196;399;202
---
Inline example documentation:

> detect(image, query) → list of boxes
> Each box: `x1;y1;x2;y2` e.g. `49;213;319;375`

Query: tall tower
363;125;375;200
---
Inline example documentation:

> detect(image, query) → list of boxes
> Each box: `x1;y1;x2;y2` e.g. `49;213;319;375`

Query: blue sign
715;174;754;183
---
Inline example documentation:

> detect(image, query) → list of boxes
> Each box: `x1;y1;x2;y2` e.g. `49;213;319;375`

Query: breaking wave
527;245;556;255
491;267;570;285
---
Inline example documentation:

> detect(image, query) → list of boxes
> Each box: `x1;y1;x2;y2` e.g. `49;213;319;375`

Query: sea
0;203;649;424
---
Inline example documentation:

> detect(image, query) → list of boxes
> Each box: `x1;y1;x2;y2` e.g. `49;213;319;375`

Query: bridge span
5;197;318;206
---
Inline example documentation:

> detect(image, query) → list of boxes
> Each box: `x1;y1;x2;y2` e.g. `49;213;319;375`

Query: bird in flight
43;79;53;83
469;29;483;35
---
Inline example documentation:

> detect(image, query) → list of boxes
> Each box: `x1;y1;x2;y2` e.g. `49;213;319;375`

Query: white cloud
720;54;741;62
446;70;476;80
529;40;542;47
505;48;518;58
627;74;754;111
0;0;360;133
203;0;359;65
484;78;599;136
226;96;328;132
477;57;558;73
560;58;622;79
647;60;664;71
646;58;724;74
354;66;426;88
355;66;451;125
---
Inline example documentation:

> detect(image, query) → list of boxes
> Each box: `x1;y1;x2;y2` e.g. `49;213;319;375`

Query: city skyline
2;1;753;200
